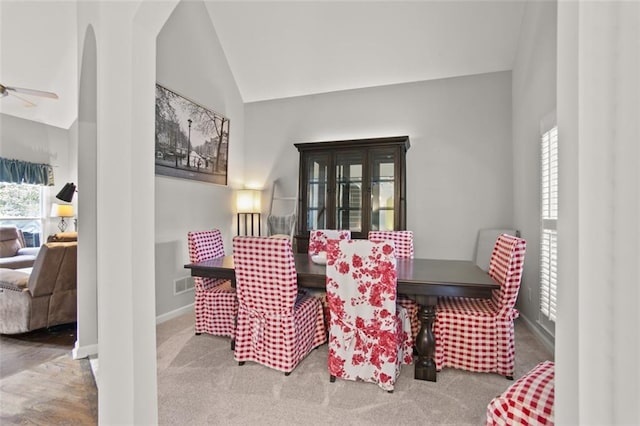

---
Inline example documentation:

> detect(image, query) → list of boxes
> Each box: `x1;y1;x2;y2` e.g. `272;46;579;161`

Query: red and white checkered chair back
232;236;326;373
187;229;227;289
188;229;225;262
326;239;413;391
368;230;414;259
488;234;527;317
487;361;555;425
233;236;298;312
187;229;237;338
308;229;351;256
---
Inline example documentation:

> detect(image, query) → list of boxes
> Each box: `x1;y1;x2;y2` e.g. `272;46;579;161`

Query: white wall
244;71;514;260
77;1;181;422
557;1;640;424
511;0;557;347
155;0;245;317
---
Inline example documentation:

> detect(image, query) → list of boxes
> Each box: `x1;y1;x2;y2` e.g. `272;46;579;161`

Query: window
540;116;558;328
0;182;44;247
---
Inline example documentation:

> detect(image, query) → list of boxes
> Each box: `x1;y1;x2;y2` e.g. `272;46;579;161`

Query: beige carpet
157;311;552;425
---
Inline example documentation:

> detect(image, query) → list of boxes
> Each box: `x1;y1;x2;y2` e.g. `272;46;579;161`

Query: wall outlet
528;287;532;302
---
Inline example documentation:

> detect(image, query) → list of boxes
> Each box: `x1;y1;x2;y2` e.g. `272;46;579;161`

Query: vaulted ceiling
0;1;525;130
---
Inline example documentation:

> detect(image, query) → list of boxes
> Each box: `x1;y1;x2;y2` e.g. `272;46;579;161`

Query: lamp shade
56;182;76;202
50;203;74;218
236;189;261;213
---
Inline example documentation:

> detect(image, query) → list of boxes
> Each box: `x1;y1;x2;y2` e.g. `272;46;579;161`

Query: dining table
184;253;499;382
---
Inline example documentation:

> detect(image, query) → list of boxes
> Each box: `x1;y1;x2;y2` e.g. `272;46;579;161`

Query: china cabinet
294;136;409;253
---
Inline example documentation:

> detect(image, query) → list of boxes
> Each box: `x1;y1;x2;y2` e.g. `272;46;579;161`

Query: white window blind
540;124;558;322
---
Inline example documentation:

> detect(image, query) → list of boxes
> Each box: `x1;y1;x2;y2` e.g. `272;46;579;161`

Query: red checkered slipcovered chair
232;236;326;374
486;361;555;425
326;239;413;392
187;230;238;346
368;230;420;342
434;233;526;378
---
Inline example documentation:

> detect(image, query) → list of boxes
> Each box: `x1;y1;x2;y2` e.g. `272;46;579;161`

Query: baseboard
72;342;98;360
156;303;194;325
519;314;555;355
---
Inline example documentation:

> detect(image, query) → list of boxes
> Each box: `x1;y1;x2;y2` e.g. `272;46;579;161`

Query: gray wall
154;0;245;318
512;0;557;349
244;71;514;261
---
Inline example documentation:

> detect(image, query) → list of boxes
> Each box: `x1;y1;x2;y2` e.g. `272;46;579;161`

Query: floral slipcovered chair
368;230;420;342
187;230;238;347
308;229;351;256
326;239;413;392
232;236;326;374
306;229;351;326
434;234;527;378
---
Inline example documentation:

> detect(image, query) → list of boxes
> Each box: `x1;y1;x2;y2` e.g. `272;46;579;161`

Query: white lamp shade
236;189;261;213
51;203;74;217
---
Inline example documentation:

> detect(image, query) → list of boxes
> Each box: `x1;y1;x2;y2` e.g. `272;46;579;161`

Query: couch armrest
0;269;30;292
17;247;40;257
47;232;77;242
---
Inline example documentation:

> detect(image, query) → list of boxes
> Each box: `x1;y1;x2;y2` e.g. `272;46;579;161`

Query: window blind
540;125;558;322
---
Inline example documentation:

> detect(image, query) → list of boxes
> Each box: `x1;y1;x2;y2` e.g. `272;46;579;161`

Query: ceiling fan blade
6;86;58;99
8;92;36;107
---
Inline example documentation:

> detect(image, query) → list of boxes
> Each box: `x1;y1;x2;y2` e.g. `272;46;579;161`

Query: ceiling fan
0;83;58;107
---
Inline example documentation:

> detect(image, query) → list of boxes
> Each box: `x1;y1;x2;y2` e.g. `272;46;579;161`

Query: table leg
414;295;437;382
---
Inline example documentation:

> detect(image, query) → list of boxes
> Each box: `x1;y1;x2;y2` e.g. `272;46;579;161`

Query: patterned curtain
0;157;54;186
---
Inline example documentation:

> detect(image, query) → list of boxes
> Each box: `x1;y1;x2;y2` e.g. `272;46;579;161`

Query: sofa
0;226;40;269
0;240;77;334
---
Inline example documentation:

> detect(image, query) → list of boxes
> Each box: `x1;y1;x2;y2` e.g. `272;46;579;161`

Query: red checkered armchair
434;233;526;378
326;239;413;392
187;230;238;345
368;230;420;342
232;236;326;374
486;361;555;425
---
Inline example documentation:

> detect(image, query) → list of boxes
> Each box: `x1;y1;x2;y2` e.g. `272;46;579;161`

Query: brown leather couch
0;241;77;334
0;226;40;269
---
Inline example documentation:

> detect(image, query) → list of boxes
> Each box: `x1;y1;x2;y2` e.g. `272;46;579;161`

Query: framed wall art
155;83;229;185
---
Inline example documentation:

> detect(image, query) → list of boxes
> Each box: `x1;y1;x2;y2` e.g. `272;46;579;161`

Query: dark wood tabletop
185;254;498;297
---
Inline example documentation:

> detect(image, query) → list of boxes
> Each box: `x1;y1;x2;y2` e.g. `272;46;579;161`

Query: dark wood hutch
294;136;409;253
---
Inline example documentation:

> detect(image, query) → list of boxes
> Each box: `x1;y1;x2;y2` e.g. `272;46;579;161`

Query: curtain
0;157;54;186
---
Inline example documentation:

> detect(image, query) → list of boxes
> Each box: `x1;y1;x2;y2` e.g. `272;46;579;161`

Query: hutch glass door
335;151;364;233
370;148;396;231
305;153;329;231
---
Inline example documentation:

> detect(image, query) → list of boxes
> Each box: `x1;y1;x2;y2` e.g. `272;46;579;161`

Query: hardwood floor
0;324;98;425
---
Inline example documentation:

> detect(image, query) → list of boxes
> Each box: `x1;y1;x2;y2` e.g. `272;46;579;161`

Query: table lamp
51;203;74;232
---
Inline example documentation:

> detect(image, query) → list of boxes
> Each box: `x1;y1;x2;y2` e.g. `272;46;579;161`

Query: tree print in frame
155;83;229;185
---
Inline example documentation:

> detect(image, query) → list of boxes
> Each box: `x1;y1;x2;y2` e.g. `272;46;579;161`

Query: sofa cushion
0;254;38;269
0;239;21;257
0;268;30;291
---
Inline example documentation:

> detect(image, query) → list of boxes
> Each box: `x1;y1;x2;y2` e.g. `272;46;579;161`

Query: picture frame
155;83;229;185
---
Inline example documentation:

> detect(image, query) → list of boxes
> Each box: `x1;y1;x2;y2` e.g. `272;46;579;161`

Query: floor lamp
236;189;261;236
